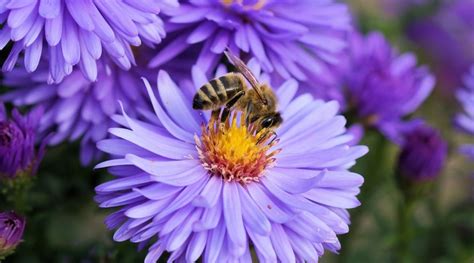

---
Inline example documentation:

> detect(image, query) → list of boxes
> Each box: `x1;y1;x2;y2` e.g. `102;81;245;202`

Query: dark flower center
3;219;15;228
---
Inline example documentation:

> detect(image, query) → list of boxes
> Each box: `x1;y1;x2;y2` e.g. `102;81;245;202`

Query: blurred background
1;0;473;262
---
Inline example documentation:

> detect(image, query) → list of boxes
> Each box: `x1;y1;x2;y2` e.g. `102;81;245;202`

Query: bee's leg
245;102;253;126
210;109;221;124
221;90;245;122
268;131;279;144
257;130;278;145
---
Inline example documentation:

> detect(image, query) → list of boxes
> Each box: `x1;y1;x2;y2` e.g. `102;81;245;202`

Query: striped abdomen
193;73;246;110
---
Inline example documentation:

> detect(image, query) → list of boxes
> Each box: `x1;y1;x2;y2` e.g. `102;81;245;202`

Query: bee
192;49;282;133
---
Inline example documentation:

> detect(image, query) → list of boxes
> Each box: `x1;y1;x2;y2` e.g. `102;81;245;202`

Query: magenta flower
0;0;177;83
95;63;367;262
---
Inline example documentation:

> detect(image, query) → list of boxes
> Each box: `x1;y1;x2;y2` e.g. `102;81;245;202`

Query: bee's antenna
224;48;268;105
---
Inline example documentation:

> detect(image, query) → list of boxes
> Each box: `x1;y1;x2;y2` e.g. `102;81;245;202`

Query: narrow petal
166;209;201;251
246;183;293;223
270;224;295;263
204;220;226;263
238;185;271;236
185;231;207;262
193;176;223;208
193;199;222;231
157;70;201;132
247;229;277;262
95;173;152;192
39;0;61;19
223;182;246;248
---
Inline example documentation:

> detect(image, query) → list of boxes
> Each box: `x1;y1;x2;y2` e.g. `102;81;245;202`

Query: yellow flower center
195;112;280;183
220;0;267;10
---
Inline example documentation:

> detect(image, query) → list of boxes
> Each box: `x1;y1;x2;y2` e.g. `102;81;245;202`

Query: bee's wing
224;49;268;105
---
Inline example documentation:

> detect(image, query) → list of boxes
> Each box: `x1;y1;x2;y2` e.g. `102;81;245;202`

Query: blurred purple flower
397;123;447;182
2;56;151;165
455;66;474;160
344;31;435;143
382;0;429;16
0;102;45;178
0;0;177;83
406;0;474;92
95;65;367;262
0;211;25;258
151;0;351;82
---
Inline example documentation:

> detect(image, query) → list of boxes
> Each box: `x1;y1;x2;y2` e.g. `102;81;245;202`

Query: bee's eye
261;117;274;128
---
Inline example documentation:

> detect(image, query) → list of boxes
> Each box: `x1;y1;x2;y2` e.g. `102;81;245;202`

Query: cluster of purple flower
0;0;470;261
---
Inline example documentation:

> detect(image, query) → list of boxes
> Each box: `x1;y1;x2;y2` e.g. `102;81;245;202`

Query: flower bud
0;103;45;179
397;124;447;182
0;211;25;259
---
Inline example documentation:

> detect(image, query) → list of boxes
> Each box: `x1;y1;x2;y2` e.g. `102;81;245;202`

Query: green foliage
0;144;147;262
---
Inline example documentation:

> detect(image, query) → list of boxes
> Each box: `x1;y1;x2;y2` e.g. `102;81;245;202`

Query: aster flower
0;0;177;83
0;211;25;259
455;66;474;160
2;56;150;165
343;31;435;143
0;102;45;178
151;0;351;82
95;62;367;262
397;123;447;182
406;0;474;91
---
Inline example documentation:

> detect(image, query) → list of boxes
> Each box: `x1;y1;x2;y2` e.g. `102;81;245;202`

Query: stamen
220;0;267;10
196;111;280;183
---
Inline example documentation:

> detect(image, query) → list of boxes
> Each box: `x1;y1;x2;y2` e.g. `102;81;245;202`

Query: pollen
221;0;267;10
195;112;280;184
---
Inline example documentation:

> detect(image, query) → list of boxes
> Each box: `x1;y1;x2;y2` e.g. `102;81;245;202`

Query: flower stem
396;197;416;263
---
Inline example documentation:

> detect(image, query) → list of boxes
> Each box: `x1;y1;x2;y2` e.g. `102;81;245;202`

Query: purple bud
397;124;447;182
0;103;45;178
0;211;25;258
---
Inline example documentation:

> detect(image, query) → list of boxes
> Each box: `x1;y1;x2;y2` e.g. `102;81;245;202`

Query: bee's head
259;112;282;130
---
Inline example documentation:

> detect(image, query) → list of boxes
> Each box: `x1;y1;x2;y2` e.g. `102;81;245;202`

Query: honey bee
192;49;282;133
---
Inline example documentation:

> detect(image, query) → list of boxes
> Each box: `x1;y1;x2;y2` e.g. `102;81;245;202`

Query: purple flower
0;0;177;83
0;102;45;178
406;0;474;91
397;123;447;182
0;211;25;258
151;0;351;82
455;66;474;160
382;0;429;16
2;56;150;165
344;31;435;142
95;63;367;262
